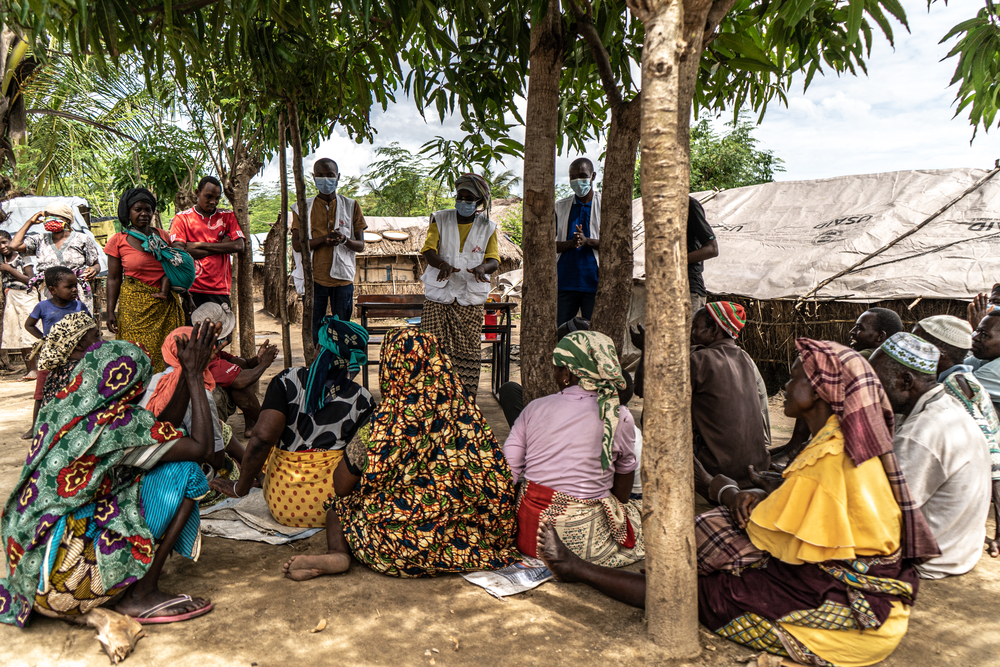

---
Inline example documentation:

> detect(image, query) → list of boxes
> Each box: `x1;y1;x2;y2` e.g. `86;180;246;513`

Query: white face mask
456;200;478;217
570;178;592;197
314;176;339;194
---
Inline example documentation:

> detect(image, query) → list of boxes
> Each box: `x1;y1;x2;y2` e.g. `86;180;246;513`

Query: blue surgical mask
570;178;592;197
456;200;478;217
314;176;339;195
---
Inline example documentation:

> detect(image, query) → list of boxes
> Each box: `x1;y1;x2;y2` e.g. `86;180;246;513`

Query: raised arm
157;321;221;464
229;341;278;390
9;212;42;253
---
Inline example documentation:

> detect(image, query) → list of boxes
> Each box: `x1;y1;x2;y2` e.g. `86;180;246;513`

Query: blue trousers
557;290;596;327
312;282;355;343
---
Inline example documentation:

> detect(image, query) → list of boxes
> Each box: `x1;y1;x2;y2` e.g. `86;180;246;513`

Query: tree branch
25;109;136;141
568;0;624;108
703;0;740;49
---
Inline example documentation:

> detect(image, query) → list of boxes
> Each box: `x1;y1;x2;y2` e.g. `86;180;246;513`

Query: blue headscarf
304;316;369;414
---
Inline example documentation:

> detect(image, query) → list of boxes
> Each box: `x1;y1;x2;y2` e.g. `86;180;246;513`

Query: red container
484;299;497;340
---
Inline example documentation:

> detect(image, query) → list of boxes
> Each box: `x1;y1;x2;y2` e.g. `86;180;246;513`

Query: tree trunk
590;96;641;353
627;0;705;657
277;111;293;369
520;0;564;404
228;144;264;361
287;100;316;363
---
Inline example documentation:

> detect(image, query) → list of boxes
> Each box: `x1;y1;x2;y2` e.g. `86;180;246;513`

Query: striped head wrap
707;301;746;339
552;331;626;470
454;173;492;219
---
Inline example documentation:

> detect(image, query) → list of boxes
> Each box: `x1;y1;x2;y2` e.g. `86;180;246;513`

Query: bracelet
232;481;247;498
716;484;740;504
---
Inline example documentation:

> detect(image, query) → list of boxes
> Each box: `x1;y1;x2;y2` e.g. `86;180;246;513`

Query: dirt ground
0;306;997;666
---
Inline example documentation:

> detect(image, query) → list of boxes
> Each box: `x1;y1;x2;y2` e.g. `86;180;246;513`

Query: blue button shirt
557;198;599;293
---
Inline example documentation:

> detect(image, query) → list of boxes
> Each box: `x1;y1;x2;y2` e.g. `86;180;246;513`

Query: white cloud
254;0;998;191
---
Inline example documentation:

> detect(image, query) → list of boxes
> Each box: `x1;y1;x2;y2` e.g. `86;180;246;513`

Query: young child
152;273;173;300
0;229;38;381
22;265;91;439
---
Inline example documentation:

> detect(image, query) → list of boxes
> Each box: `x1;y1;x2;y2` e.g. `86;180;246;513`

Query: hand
467;264;491;283
27;212;43;226
82;265;99;280
724;489;766;530
987;536;1000;558
629;324;645;351
106;311;118;334
208;478;243;499
436;263;459;282
331;231;346;246
175;320;222;376
969;293;990;328
0;262;9;274
748;465;783;495
572;230;585;249
256;339;278;367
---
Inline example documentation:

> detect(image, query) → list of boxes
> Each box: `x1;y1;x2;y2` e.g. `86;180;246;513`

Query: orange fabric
142;326;216;418
104;229;171;288
264;447;343;528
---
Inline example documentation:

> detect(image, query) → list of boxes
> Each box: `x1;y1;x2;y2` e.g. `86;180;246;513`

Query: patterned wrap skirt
116;276;184;373
421;300;483;398
264;448;342;528
515;480;644;568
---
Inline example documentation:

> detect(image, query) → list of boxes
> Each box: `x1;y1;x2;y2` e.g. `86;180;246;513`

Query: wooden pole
287;99;316;363
277;111;293;368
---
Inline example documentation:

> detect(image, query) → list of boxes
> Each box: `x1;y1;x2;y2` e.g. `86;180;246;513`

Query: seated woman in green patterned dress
281;326;520;580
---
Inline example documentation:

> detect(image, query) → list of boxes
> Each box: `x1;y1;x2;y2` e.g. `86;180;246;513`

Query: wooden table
357;298;517;399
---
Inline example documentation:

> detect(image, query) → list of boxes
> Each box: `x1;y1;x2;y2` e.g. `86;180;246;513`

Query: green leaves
941;6;1000;139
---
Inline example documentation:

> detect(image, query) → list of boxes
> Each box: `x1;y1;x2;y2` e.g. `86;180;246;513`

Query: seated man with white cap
192;302;278;438
869;332;991;579
913;315;1000;559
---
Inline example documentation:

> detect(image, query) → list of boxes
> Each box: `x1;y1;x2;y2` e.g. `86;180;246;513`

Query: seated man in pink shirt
192;302;278;438
503;330;642;568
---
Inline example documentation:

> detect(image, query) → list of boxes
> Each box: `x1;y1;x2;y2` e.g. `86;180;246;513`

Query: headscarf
41;203;74;232
795;338;940;561
36;312;97;371
0;340;185;627
706;301;746;339
304;316;369;414
552;331;627;470
117;187;157;227
454;173;492;219
143;326;216;418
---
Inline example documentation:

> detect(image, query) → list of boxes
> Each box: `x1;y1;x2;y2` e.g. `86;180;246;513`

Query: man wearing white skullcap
871;332;991;579
913;315;974;381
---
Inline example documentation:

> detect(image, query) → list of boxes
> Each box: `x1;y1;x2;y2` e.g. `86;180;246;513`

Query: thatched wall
714;295;969;393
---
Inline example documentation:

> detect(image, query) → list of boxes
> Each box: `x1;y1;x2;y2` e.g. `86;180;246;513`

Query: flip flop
134;595;214;625
19;375;36;382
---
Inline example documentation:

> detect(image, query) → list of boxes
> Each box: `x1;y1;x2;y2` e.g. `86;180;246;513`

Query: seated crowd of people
2;283;999;667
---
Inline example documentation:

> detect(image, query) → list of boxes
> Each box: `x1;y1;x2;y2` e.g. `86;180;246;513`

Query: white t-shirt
632;426;644;496
893;385;991;579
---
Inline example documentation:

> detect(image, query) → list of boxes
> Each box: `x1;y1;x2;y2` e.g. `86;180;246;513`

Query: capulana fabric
142;326;216;418
879;332;940;376
918;315;973;351
304;315;369;414
124;228;196;292
117;188;157;227
36;312;96;371
707;301;746;339
794;338;941;561
552;331;626;470
0;340;187;627
454;173;492;218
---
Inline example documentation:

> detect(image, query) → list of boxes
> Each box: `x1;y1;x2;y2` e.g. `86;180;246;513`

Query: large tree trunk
228;144;264;361
627;0;709;657
287;100;316;363
277;111;293;369
590;96;641;353
520;0;564;404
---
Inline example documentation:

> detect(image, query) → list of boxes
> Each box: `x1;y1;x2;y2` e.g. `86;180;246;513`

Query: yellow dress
746;415;910;667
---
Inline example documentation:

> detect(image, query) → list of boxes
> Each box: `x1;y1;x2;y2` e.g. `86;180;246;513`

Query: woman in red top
105;188;185;372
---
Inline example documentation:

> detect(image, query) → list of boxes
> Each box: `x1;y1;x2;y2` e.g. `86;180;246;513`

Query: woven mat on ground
199;488;322;545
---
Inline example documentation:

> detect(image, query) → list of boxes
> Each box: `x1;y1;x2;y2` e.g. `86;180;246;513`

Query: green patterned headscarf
552;331;626;470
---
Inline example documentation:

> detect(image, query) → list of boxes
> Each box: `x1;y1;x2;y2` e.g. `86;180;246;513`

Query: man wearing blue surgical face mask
555;157;600;326
290;157;367;344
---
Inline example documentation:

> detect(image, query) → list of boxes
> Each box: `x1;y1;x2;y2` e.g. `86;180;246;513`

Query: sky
253;0;997;193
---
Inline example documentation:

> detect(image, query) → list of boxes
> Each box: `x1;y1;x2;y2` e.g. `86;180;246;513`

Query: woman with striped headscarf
419;173;501;398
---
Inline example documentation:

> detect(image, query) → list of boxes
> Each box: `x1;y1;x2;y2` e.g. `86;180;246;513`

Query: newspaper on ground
461;556;554;599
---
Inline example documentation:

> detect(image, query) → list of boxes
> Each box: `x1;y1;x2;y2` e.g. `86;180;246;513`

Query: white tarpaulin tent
633;167;1000;301
0;196;109;275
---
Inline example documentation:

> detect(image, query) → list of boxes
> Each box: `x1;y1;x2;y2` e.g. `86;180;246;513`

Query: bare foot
20;372;36;381
281;552;350;581
115;588;211;622
536;523;581;582
20;429;33;440
151;293;169;300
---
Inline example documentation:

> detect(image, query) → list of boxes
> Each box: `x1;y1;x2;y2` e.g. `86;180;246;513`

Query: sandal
134;595;213;625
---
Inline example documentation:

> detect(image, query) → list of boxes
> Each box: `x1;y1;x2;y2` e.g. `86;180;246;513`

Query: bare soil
0;307;995;666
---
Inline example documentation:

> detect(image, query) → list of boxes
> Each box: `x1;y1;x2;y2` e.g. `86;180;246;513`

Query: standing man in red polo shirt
170;176;246;309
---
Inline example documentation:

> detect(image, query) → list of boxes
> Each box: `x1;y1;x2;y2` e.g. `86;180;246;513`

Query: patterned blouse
1;252;30;291
24;230;100;274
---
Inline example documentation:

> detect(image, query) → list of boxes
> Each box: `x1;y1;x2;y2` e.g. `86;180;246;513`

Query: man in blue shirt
555;158;600;326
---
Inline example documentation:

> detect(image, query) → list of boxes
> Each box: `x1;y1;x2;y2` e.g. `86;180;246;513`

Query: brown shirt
691;337;771;488
291;197;367;287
